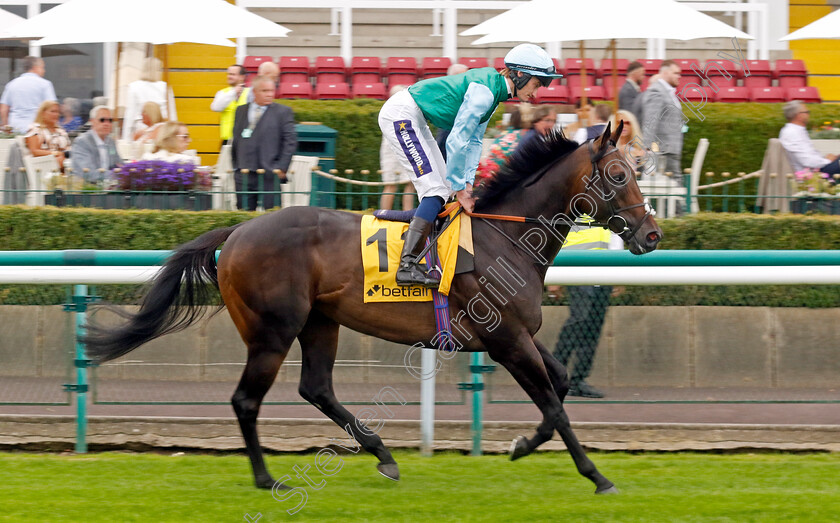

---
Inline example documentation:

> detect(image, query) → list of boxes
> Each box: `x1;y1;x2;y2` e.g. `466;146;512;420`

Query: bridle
583;140;656;243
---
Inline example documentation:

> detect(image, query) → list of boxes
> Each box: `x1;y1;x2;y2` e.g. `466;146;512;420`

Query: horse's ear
611;119;624;144
598;121;612;150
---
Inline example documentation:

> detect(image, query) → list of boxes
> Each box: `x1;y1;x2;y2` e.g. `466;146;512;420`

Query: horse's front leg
490;334;616;494
510;338;568;461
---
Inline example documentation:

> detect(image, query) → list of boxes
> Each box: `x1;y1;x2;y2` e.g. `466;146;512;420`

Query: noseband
583;140;656;242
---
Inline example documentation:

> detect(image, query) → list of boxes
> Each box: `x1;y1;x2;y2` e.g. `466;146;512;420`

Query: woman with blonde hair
133;101;165;143
614;109;647;170
142;121;197;164
122;57;177;141
25;100;71;167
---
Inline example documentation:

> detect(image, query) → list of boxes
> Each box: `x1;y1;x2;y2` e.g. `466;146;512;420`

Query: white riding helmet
504;43;563;89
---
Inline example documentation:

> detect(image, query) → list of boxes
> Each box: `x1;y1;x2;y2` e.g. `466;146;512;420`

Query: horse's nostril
647;231;661;244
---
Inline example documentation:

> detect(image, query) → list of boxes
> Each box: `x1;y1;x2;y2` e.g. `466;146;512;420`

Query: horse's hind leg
510;338;569;461
297;310;399;480
231;336;290;489
492;335;616;494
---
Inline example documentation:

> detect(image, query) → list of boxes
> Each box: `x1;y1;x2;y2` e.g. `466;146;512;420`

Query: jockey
378;43;562;288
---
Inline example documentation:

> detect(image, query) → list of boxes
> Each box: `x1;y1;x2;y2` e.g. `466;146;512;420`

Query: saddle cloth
360;211;472;303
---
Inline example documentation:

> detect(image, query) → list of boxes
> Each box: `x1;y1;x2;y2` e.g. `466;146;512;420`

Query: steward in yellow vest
211;65;251;143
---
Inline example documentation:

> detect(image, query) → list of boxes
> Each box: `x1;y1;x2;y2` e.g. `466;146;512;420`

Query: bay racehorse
83;121;661;494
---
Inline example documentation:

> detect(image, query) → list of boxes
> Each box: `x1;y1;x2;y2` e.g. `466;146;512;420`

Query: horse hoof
257;476;281;490
509;436;530;461
595;484;619;495
377;462;400;481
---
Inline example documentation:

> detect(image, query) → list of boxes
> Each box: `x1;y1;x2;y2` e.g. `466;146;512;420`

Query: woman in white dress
121;57;177;141
25;100;71;170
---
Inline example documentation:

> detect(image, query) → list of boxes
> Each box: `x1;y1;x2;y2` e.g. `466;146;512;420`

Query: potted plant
789;168;840;214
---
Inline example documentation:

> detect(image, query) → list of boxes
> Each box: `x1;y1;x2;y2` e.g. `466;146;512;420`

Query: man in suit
618;61;644;117
231;75;298;211
640;60;686;182
70;105;122;182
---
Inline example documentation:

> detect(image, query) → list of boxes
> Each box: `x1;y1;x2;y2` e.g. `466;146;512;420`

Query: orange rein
438;202;530;223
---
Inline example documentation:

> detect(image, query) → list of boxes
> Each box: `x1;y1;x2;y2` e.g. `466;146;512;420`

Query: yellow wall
789;1;840;102
160;43;235;166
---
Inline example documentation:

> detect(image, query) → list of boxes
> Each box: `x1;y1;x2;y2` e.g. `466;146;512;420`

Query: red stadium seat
678;83;708;103
570;85;606;104
750;87;785;103
278;56;310;75
674;59;702;91
742;60;772;88
387;73;418;87
459;57;489;69
387;56;418;74
493;57;506;71
315;82;350;100
598;59;629;78
350;57;382;84
534;85;569;104
352;82;386;100
280;72;309;84
638;59;662;76
785;86;821;103
699;59;739;90
277;82;312;100
566;75;598;90
775;59;807;89
243;56;273;74
714;86;750;102
421;57;451;78
314;56;346;83
564;58;596;76
385;57;418;85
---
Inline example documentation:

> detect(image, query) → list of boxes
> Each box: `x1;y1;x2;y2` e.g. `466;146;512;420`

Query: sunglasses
98;118;114;123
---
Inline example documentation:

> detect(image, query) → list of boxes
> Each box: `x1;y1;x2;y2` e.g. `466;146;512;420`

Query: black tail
83;224;243;363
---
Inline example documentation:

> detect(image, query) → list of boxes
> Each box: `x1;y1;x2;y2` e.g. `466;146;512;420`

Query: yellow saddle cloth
360;211;471;303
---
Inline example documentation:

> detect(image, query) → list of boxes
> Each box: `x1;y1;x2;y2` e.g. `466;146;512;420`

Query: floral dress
25;123;71;154
476;128;525;183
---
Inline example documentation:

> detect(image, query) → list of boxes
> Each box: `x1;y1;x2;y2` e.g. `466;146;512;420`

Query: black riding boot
396;217;440;288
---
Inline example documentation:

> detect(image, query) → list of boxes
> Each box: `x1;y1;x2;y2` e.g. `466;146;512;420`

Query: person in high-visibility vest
553;224;623;398
211;65;250;146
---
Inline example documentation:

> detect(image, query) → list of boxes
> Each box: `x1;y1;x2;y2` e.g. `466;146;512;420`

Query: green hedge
282;99;839;178
1;207;840;307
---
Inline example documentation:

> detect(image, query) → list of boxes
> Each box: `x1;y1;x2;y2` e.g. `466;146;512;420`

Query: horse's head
573;120;663;255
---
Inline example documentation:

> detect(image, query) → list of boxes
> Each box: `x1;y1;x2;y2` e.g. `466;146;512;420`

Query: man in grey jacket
70;105;122;182
618;61;644;117
640;60;686;181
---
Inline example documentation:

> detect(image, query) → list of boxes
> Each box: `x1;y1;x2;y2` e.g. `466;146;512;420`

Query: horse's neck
478;155;586;273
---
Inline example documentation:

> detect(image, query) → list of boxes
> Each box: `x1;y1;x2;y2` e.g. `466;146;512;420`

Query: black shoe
568;381;604;398
395;217;440;289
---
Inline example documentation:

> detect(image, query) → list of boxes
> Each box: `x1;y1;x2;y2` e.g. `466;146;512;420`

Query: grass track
2;450;840;522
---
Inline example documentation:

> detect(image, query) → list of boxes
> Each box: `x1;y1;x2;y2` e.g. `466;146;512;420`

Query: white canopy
8;0;290;47
781;9;840;41
0;8;26;40
462;0;752;44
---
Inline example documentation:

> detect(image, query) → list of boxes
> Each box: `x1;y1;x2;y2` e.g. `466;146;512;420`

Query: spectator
231;75;298;211
562;99;593;139
379;86;417;211
24;100;70;168
619;61;644;117
257;61;280;86
518;105;557;151
211;64;250;146
476;104;534;183
573;103;611;145
435;63;470;161
640;60;685;180
779;100;840;175
70;105;122;182
0;56;57;134
60;97;83;134
121;58;176;141
142;121;198;164
614;109;648;172
133;101;165;144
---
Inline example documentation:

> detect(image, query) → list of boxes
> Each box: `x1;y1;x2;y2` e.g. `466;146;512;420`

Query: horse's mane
474;130;580;211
